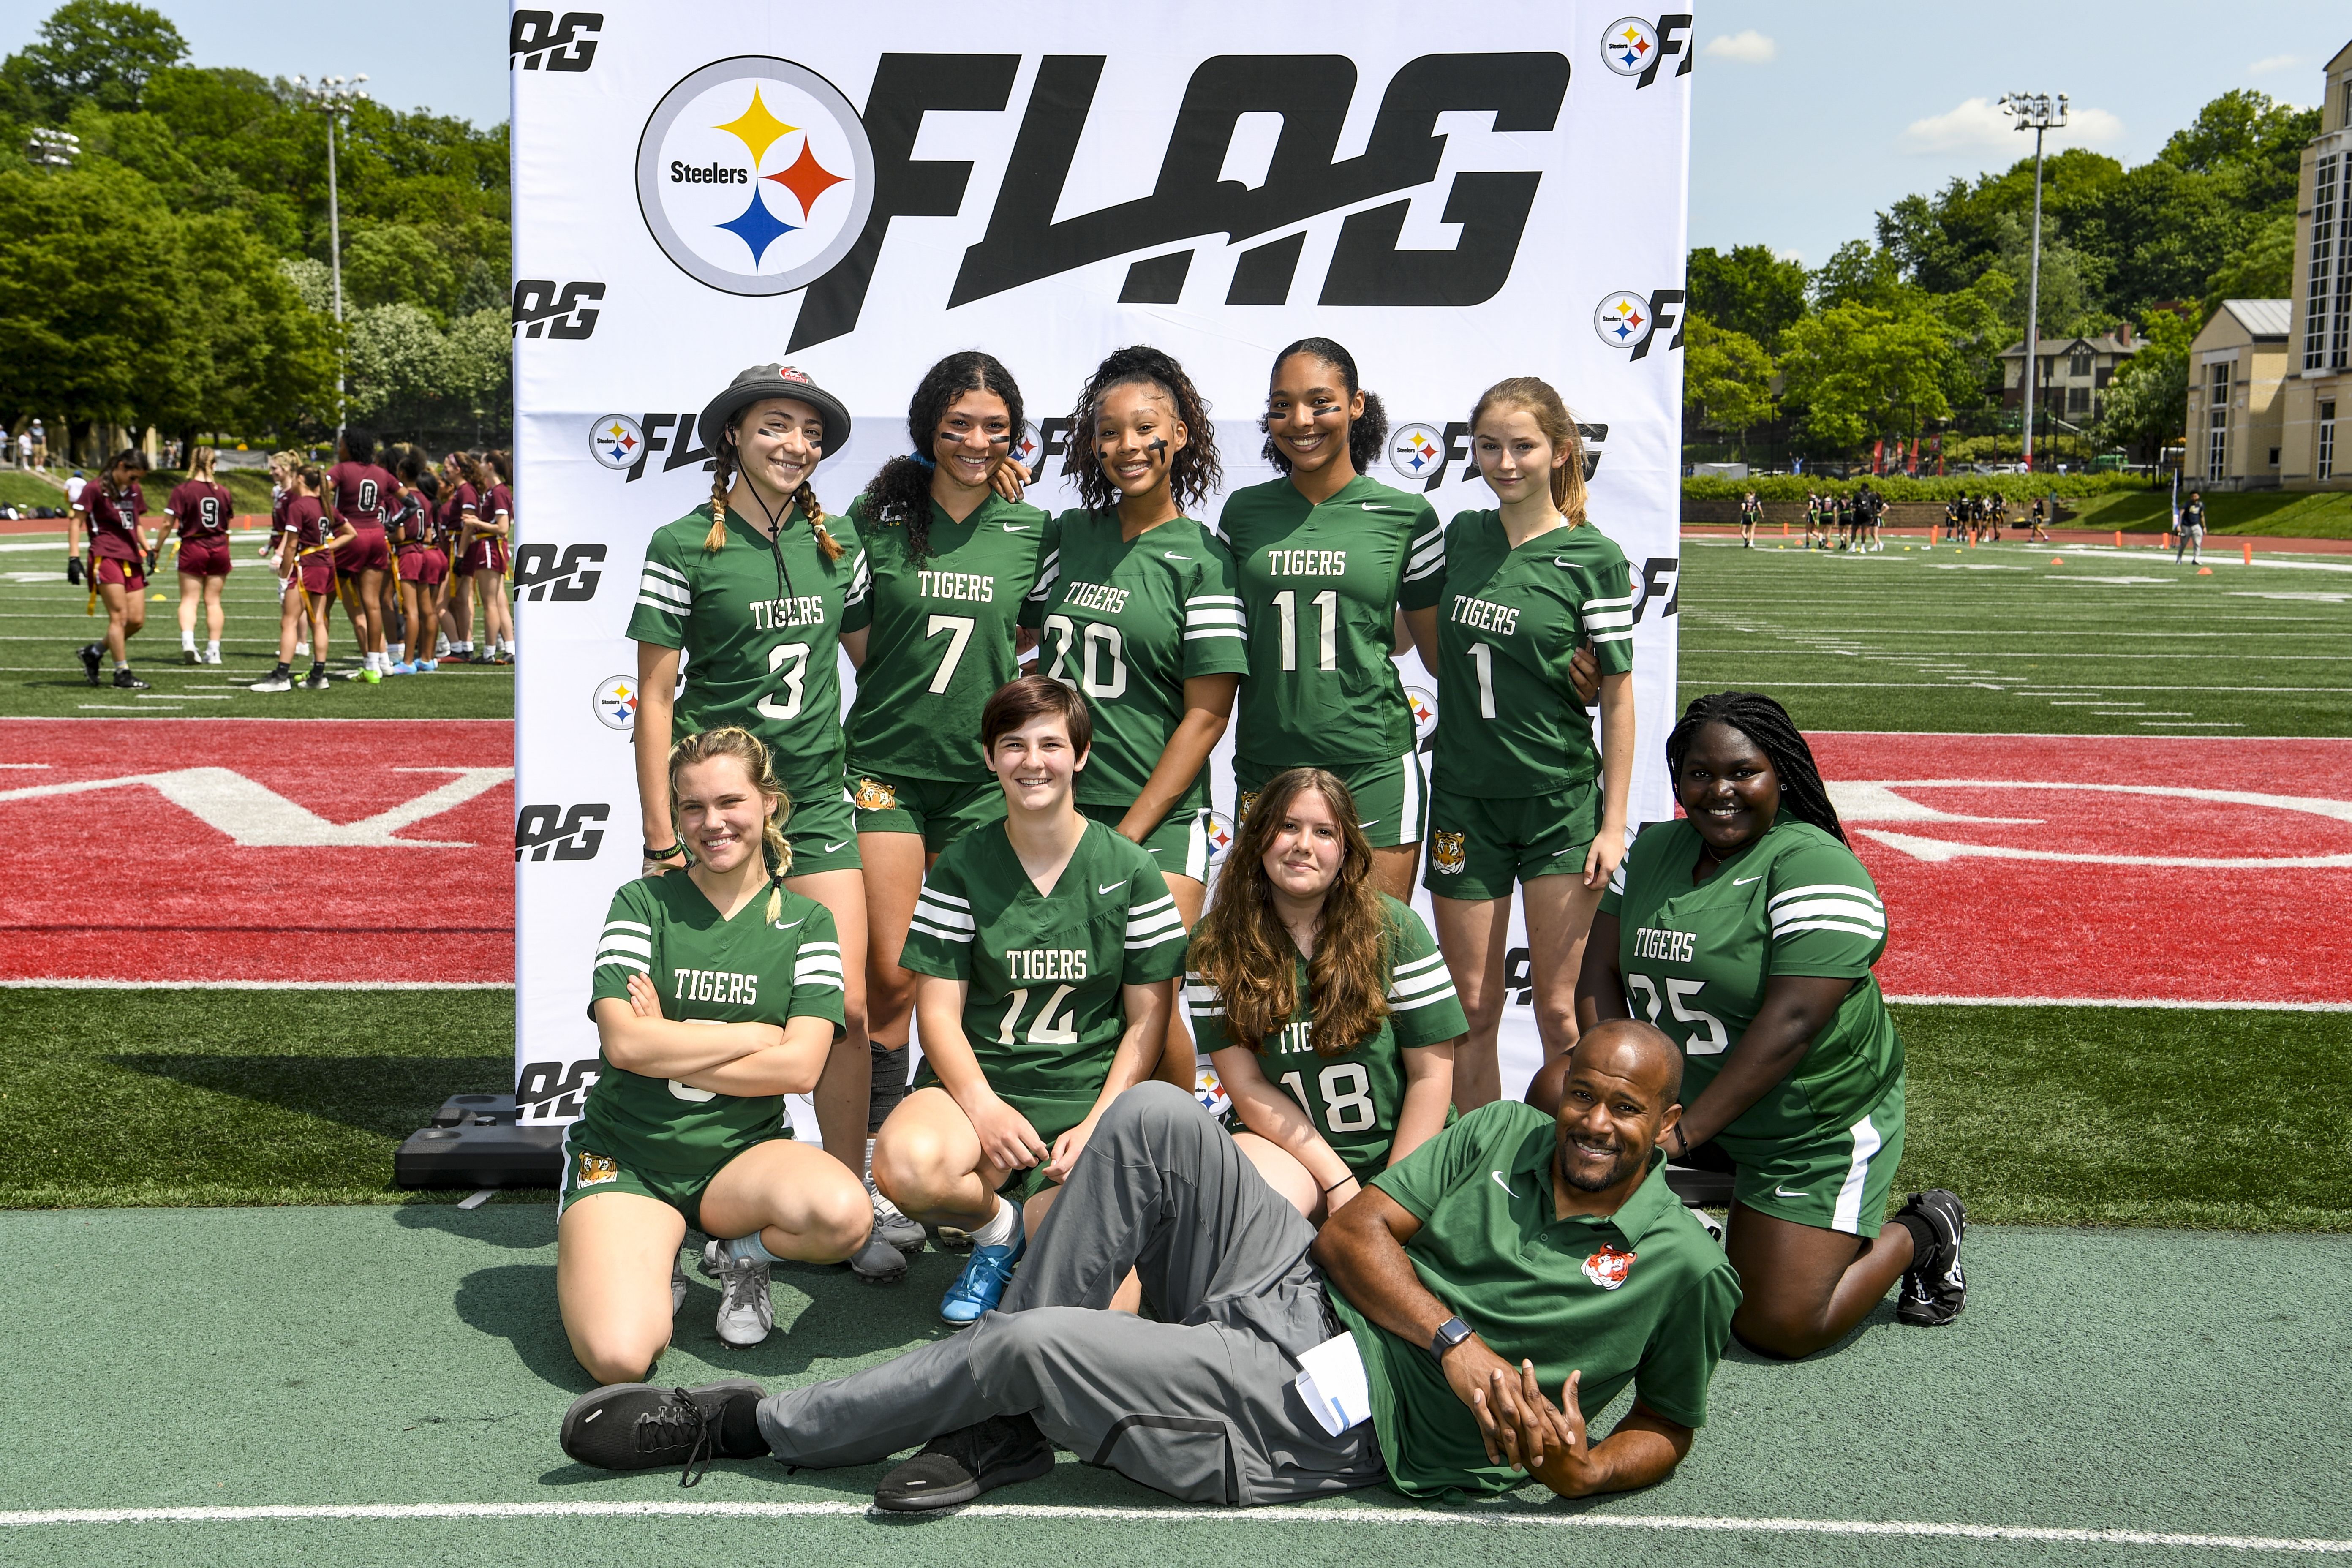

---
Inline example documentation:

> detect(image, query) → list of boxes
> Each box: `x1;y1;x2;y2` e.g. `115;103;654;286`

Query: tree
343;223;460;316
2098;306;2200;462
345;303;511;443
1810;240;1911;312
2160;89;2321;208
0;0;184;122
2202;211;2296;321
1778;299;1955;451
157;215;339;448
1682;315;1776;457
1687;245;1807;352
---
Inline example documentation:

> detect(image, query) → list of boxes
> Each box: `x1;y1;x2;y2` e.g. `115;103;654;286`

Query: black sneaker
1895;1189;1967;1326
300;664;332;692
559;1379;766;1486
77;644;101;685
873;1412;1054;1512
112;667;150;690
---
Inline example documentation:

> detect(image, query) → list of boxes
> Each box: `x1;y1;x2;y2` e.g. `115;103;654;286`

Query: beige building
2184;299;2291;490
1999;326;2141;425
2281;39;2352;490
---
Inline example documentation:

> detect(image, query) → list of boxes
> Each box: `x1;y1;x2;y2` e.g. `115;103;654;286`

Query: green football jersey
626;505;868;805
899;818;1189;1135
1018;511;1250;814
1216;474;1446;769
842;491;1048;783
581;875;847;1174
1185;895;1466;1179
1600;816;1902;1163
1429;513;1634;798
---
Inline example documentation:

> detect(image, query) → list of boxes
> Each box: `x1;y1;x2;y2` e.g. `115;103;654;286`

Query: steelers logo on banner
1405;685;1438;744
1388;423;1446;484
635;57;877;297
1594;291;1654;350
588;415;645;471
1600;18;1660;75
1010;421;1044;474
1204;811;1238;867
593;675;639;731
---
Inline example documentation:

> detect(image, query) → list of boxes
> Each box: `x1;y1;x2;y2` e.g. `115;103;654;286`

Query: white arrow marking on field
1827;782;2040;825
0;766;512;847
1839;779;2352;869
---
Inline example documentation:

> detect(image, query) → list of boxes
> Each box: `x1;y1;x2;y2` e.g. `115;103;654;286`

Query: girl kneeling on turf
1184;766;1465;1222
1539;690;1967;1358
559;727;871;1383
871;676;1187;1325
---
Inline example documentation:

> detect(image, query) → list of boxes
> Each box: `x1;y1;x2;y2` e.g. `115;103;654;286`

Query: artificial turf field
3;528;2349;1562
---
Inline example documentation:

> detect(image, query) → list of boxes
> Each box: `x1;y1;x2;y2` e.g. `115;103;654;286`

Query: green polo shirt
1328;1100;1741;1499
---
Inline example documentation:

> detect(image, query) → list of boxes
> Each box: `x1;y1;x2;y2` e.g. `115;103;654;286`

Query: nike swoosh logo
773;919;804;929
1098;881;1125;895
1554;557;1579;568
1357;819;1380;831
1775;1185;1807;1198
1492;1170;1519;1197
824;841;849;854
1361;502;1380;511
1163;552;1190;561
1002;524;1032;533
1733;874;1761;885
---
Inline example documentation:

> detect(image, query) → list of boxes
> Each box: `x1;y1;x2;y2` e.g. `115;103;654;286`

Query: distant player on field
1737;489;1760;548
252;463;334;692
1546;690;1966;1358
2175;491;2205;564
325;429;397;683
68;449;158;690
166;446;235;665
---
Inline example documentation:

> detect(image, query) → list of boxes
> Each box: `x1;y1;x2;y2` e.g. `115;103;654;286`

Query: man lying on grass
560;1021;1740;1508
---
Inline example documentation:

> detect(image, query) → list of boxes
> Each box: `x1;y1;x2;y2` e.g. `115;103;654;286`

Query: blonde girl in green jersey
1027;345;1249;1094
626;365;880;1239
1424;378;1635;1108
559;729;871;1384
1219;338;1448;903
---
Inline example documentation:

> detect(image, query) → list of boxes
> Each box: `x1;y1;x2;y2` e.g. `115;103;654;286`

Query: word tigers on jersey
1448;595;1520;636
1631;927;1696;963
920;570;996;602
674;967;760;1004
1265;549;1348;577
1006;948;1089;982
1061;581;1130;614
750;595;826;630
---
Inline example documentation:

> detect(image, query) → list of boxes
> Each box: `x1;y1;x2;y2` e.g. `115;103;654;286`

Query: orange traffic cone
2114;531;2123;547
2243;541;2253;565
2050;556;2063;564
2197;566;2213;576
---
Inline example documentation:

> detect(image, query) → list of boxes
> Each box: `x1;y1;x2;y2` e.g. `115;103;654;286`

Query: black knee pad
868;1042;908;1134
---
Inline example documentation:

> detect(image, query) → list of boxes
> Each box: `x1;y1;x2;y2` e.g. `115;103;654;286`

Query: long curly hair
703;403;843;562
1065;344;1222;515
1260;336;1388;477
1664;691;1846;844
1470;376;1589;522
667;725;795;919
860;351;1025;560
1189;768;1394;1057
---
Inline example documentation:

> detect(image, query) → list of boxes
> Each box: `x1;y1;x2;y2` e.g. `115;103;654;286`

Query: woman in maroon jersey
452;452;513;662
480;449;517;663
326;428;397;684
253;463;338;692
68;449;159;690
439;452;482;659
389;450;444;673
167;446;237;665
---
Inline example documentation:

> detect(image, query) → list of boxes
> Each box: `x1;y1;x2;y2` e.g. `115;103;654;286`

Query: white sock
205;641;219;657
388;642;404;663
726;1231;784;1268
182;632;196;651
296;640;310;657
436;635;450;656
968;1195;1018;1250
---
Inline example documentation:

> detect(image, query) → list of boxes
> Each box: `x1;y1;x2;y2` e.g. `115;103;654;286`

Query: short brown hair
980;675;1092;758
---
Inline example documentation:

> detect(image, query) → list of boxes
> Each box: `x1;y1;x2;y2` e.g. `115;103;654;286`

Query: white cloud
2063;107;2124;147
1703;30;1776;64
2248;54;2300;75
1777;248;1804;265
1900;97;2123;156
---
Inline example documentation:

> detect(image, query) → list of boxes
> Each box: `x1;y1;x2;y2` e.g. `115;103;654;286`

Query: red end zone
1812;733;2352;1006
0;720;512;984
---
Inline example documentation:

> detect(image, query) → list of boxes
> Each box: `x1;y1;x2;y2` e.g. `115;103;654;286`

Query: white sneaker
868;1171;926;1253
709;1240;774;1347
204;648;222;664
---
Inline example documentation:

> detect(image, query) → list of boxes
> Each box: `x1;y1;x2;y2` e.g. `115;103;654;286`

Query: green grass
1675;536;2352;735
0;987;519;1207
140;465;280;514
2063;487;2352;536
0;528;516;718
0;470;65;508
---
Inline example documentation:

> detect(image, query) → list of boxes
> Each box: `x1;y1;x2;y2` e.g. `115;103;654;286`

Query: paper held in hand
1294;1331;1373;1436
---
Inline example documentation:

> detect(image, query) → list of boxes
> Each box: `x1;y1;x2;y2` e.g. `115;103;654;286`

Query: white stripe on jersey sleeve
910;895;975;943
1583;608;1635;631
1124;893;1186;949
1768;883;1884;913
1582;591;1636;608
593;954;650;974
1181;973;1226;1018
1587;629;1634;645
636;570;690;610
642;561;690;591
1024;549;1062;605
1182;595;1246;640
1769;896;1886;932
1387;950;1458;1010
1773;920;1886;940
844;550;872;607
1607;858;1628;896
1402;527;1446;583
596;931;652;959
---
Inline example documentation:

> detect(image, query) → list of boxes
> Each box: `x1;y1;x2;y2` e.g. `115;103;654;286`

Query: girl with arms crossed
873;678;1186;1324
1218;338;1446;903
1424;378;1635;1107
166;446;236;665
1541;691;1966;1358
561;727;870;1380
1184;766;1464;1221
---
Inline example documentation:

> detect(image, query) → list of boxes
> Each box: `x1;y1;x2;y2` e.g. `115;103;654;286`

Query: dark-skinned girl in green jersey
626;365;899;1279
559;727;872;1384
1539;692;1967;1358
1218;338;1447;904
1424;378;1636;1110
1022;345;1250;1101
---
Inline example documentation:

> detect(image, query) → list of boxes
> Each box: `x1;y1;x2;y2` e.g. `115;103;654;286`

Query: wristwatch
1428;1315;1472;1361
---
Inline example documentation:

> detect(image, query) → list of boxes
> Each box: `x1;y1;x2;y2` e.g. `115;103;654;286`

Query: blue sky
4;0;2345;270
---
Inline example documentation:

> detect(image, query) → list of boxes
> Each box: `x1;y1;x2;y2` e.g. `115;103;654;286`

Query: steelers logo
1405;685;1438;743
635;57;876;297
1009;422;1044;474
1205;811;1237;866
1600;18;1661;76
1388;423;1446;484
1595;291;1654;350
593;674;638;731
588;415;645;471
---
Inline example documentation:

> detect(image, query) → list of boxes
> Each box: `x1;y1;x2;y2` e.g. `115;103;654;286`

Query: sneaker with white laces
559;1379;767;1484
1895;1189;1967;1326
873;1412;1054;1511
939;1208;1024;1326
868;1171;926;1254
712;1244;774;1347
204;648;222;664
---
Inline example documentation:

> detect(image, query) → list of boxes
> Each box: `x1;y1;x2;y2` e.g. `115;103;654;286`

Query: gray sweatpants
755;1081;1384;1505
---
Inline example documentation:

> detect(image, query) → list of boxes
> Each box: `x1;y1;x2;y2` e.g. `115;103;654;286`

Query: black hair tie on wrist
1325;1175;1355;1194
645;842;686;861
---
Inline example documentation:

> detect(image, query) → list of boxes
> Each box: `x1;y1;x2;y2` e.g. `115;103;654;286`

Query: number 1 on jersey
1271;588;1337;672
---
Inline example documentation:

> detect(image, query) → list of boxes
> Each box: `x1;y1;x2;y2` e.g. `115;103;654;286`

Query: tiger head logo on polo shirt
1236;790;1259;824
853;777;896;811
1582;1244;1636;1290
1431;830;1467;875
576;1150;618;1187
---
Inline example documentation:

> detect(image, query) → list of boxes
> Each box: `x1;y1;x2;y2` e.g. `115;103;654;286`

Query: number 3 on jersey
1624;974;1731;1054
1280;1062;1375;1132
756;642;810;721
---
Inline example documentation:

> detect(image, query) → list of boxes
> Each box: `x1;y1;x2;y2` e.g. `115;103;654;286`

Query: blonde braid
703;432;735;553
795;479;844;562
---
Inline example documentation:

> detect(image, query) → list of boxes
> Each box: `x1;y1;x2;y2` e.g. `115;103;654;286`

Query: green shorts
1235;748;1427;849
847;765;1006;854
556;1125;781;1233
1423;779;1601;901
1078;800;1215;883
905;1067;1087;1203
781;784;860;876
1726;1076;1905;1238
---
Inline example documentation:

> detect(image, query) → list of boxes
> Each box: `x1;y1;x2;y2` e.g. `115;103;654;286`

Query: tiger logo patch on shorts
1431;830;1468;875
1236;790;1258;823
852;776;897;812
574;1150;618;1188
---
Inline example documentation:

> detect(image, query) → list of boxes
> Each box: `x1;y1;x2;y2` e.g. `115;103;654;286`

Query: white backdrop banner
509;3;1692;1127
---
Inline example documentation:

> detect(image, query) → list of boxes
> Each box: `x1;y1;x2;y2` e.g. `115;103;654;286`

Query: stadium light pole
1999;91;2067;474
26;126;79;172
295;73;369;446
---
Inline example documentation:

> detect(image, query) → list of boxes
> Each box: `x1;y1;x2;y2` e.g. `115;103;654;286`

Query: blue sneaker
938;1209;1024;1326
413;658;437;672
386;661;416;675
